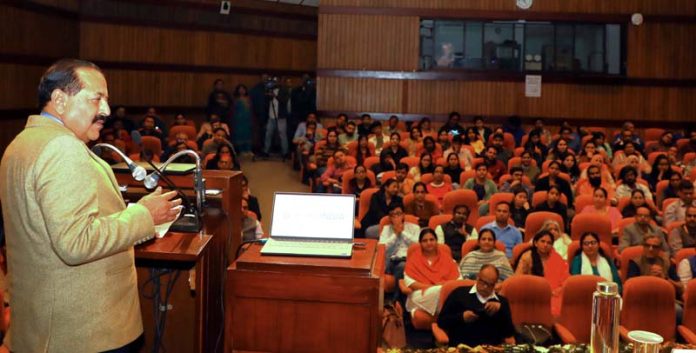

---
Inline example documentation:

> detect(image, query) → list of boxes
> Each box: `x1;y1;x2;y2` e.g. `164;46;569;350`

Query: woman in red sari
403;228;461;316
514;229;569;316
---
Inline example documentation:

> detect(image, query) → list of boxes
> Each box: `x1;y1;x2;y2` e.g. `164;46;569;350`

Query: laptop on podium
260;192;356;258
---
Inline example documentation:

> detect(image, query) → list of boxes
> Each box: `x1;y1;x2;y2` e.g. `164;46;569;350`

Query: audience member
312;129;342;176
499;166;532;196
404;126;423;156
338;121;358;146
669;205;696;255
368;121;389;154
346;165;372;200
317;149;355;193
523;129;548;166
404;228;461;316
569;232;622;293
615;165;652;201
532;185;569;228
620;206;669;254
459;229;513;281
293;113;323;142
658;172;683;209
535;161;574;207
547;137;571;161
509;187;530;229
379;203;420;300
435;205;478;262
441;112;465;136
621;189;657;219
481;202;522;258
489;133;512;164
580;187;623;232
405;182;439;228
539;219;572;261
362;178;402;237
357;113;373;136
138;114;165;144
664;181;695;225
426;165;453;210
386;115;401;135
379;132;408;173
419;136;442;160
241;175;262;221
231;84;254;154
205;144;238;170
241;197;263;241
437;128;452;151
443;135;474;171
437;265;516;347
517;150;540;183
395;163;415;197
463;127;485;155
464;162;498;215
408;153;435;182
647;155;675;192
560;153;581;184
443;153;464;189
515;230;569;316
677;243;696;288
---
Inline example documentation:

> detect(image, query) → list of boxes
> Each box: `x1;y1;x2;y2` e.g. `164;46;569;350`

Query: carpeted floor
238;154;308;232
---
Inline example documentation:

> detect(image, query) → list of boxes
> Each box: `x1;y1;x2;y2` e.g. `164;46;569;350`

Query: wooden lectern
115;169;243;353
225;240;385;353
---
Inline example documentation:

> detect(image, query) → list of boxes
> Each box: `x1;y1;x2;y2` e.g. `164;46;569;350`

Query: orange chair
431;279;478;345
675;247;696;267
356;188;380;223
141;135;163;158
554;275;604;343
644;128;665;142
363;156;380;171
647;151;667;166
421;173;452;185
169;125;197;141
571;213;613;245
678;280;696;344
488;193;513;215
400;156;420;168
498;174;533;187
442;189;479;215
531;190;568;208
381;170;397;182
511;242;533;267
341;169;377;195
616;217;636;242
500;275;554;330
459;170;477;185
684;152;696;167
566;241;614;261
403;192;438;211
525;211;564;242
620;276;676;342
619;245;643;283
507;157;537;171
428;214;453;231
460;239;506;258
574;194;593;213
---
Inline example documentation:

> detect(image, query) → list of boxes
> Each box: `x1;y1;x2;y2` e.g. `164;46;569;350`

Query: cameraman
260;77;290;158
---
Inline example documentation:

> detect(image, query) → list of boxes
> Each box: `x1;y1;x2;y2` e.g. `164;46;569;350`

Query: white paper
525;75;542;97
128;203;183;239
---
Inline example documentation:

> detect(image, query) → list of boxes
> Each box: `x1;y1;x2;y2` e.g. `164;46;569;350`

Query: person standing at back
0;59;181;353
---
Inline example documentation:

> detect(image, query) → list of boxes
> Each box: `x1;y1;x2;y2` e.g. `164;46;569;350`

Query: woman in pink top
580;187;623;230
426;165;452;211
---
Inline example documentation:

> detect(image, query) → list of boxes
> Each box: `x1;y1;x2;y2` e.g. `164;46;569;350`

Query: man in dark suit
437;265;516;346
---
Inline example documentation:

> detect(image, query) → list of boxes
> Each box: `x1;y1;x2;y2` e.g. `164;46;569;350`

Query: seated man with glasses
619;206;670;256
437;264;515;347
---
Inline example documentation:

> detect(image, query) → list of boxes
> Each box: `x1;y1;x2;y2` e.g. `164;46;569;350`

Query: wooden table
225;240;385;353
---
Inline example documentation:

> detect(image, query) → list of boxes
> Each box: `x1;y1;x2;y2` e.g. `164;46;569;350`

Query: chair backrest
684;152;696;166
421;173;452;185
571;213;613;244
619;245;643;283
574;194;594;213
459;170;477;185
500;274;554;328
475;216;515;232
556;275;604;343
488;193;514;214
169;125;197;141
363;156;380;170
531;190;568;208
400;156;420;168
682;280;696;333
511;242;533;267
644;128;665;142
341;169;377;195
524;211;564;242
621;276;676;341
437;279;477;313
442;189;478;215
460;239;506;258
498;174;533;187
357;188;380;222
675;247;696;267
141;135;162;157
429;214;453;231
566;240;614;261
403;193;438;210
507;157;537;171
647;151;667;165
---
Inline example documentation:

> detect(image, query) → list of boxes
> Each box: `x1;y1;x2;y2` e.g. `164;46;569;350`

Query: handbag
515;324;552;345
382;302;407;348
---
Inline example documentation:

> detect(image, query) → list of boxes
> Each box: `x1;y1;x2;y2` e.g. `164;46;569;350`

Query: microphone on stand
91;143;147;181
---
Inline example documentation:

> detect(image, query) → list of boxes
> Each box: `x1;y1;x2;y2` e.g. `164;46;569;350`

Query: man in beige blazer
0;59;181;352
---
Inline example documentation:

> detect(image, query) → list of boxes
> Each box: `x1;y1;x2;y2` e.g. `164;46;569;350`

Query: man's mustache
92;115;108;124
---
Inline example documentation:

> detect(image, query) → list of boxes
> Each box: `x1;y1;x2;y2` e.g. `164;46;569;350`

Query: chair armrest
398;279;413;296
553;323;577;344
432;323;449;346
678;325;696;344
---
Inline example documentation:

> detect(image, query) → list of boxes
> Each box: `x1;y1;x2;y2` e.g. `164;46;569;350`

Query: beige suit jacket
0;115;155;352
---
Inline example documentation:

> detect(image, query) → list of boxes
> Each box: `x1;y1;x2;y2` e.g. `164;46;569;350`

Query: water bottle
591;282;621;353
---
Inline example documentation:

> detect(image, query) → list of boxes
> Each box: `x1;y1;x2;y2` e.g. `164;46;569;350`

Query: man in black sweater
437;265;516;346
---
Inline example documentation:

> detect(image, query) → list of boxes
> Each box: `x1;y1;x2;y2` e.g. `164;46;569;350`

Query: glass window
420;19;625;76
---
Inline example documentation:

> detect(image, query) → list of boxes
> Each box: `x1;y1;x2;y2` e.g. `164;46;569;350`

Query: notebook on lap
260;192;356;258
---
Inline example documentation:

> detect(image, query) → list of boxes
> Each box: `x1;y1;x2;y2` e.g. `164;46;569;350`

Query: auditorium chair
169;125;197;141
510;243;533;268
498;174;533;188
403;193;438;213
571;213;613;244
474;215;514;232
141;135;162;158
486;132;515;150
618;245;643;283
431;279;478;345
345;140;375;158
554;275;604;343
674;247;696;268
647;151;667;165
536;171;572;183
399;156;420;169
684;152;696;167
644;128;666;142
487;193;513;215
678;280;696;344
524;211;564;242
380;170;397;182
507;157;537;171
460;239;506;258
531;191;568;208
442;189;478;215
356;187;379;228
435;157;469;170
363;156;380;172
500;275;554;330
573;194;593;214
566;241;614;262
620;277;676;342
420;173;452;185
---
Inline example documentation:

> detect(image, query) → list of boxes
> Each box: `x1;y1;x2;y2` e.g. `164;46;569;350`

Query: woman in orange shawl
515;229;569;316
403;228;461;316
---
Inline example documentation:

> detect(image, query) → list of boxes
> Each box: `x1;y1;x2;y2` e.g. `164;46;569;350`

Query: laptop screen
270;192;356;240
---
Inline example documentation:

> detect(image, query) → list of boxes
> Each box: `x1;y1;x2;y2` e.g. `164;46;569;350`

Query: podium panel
226;240;384;353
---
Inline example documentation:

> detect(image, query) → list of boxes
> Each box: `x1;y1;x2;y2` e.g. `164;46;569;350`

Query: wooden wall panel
319;77;696;123
80;23;316;71
0;5;78;58
317;15;419;71
29;0;80;11
628;23;696;79
317;77;403;112
321;0;696;16
0;64;46;110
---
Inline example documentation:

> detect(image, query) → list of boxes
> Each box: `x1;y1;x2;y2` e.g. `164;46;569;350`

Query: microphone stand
144;150;205;233
92;143;146;181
